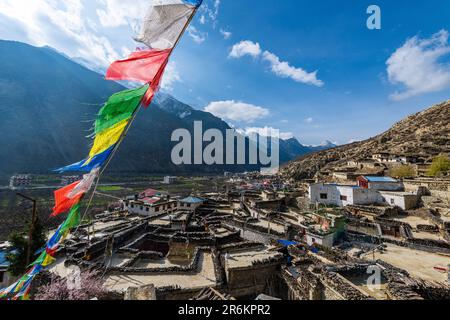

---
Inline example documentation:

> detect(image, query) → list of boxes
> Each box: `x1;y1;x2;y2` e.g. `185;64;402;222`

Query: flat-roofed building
125;197;179;216
163;176;177;184
178;196;205;211
309;183;382;207
9;175;32;190
379;191;420;210
357;176;404;191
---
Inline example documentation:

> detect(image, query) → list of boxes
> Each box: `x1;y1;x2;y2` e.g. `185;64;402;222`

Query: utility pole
16;192;37;266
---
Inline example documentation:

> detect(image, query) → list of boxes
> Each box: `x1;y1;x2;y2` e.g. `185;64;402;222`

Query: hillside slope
282;100;450;180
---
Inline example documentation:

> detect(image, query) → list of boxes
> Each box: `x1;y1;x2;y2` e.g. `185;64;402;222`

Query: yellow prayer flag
87;118;129;163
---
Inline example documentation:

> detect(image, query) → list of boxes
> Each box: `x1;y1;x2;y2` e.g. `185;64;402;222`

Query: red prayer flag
106;48;171;83
141;58;169;107
51;181;83;217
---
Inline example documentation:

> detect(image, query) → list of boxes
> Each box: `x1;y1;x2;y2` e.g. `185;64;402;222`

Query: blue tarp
0;251;9;268
277;240;299;247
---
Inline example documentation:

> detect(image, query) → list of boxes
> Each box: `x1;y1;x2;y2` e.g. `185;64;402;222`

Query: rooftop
180;196;205;204
361;176;398;183
139;188;166;199
141;197;161;204
104;252;217;292
224;247;283;269
362;244;450;283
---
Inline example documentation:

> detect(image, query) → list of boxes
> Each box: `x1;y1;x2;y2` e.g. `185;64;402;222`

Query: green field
97;186;124;192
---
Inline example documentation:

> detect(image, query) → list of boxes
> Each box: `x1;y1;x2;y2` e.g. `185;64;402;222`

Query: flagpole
78;7;200;229
99;7;198;176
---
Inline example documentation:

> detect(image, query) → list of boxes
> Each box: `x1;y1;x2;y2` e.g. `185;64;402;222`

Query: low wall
346;231;450;254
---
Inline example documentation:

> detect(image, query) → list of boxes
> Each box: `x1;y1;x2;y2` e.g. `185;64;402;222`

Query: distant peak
320;140;337;148
154;93;194;119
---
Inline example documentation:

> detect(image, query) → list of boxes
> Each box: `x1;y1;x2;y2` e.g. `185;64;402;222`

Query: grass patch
97;186;123;192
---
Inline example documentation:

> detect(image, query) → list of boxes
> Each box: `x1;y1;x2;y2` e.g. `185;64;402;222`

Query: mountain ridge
0;40;331;176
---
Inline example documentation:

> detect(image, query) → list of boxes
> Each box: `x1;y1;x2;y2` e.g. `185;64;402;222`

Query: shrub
427;154;450;177
390;164;416;178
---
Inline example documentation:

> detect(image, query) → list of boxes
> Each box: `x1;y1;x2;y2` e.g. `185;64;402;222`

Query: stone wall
225;263;281;299
346;230;450;254
109;248;204;274
320;271;369;300
346;220;381;237
404;178;450;192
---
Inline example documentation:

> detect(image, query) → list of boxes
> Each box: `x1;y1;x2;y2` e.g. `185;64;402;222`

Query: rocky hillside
282;100;450;180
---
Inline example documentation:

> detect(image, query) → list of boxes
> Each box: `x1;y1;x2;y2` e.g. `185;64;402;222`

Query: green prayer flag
95;84;149;134
60;202;81;233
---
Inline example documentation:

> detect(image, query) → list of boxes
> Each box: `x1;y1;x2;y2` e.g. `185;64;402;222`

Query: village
1;152;449;300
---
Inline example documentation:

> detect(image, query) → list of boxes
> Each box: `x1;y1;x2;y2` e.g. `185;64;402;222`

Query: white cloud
229;40;261;59
262;51;324;87
204;100;270;123
387;30;450;101
187;25;207;44
239;127;293;140
220;29;232;40
96;0;147;28
229;40;324;87
304;117;314;124
197;0;220;28
161;61;181;91
0;0;137;69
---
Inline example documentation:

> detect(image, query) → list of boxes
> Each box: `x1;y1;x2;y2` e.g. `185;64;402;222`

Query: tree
390;165;416;178
6;217;46;277
427;155;450;177
35;269;108;300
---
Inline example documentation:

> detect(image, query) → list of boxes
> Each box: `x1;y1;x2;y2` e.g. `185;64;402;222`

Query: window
390;199;395;205
0;271;4;283
320;193;328;200
140;206;143;211
146;208;149;212
340;195;348;201
131;204;134;208
155;207;160;212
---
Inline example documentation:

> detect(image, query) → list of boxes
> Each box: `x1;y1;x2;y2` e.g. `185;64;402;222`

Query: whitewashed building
178;197;205;212
306;229;335;248
163;176;177;184
309;183;382;207
309;181;419;210
124;188;179;216
379;191;419;210
125;197;179;216
9;175;32;190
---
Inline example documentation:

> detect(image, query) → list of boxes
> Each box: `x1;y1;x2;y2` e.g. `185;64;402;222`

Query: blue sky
1;0;450;145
